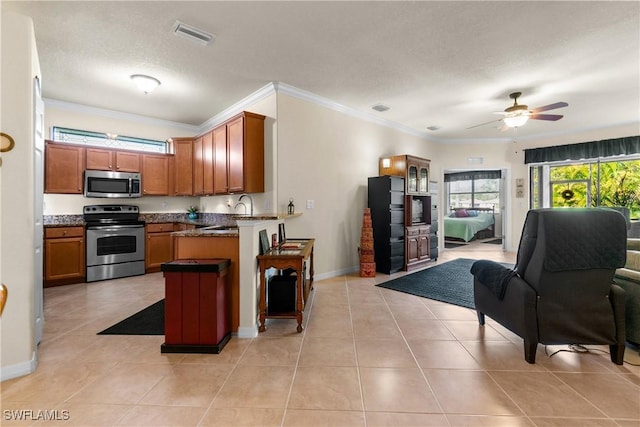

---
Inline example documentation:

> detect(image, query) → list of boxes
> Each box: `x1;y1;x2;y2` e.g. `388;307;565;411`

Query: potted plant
187;206;198;220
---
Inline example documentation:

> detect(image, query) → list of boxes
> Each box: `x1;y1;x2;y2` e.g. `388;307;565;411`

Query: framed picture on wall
259;229;270;255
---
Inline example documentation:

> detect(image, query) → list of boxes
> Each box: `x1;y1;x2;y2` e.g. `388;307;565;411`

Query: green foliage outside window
549;160;640;218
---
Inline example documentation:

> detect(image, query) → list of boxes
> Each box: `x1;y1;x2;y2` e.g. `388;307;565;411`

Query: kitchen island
172;212;302;337
172;229;241;331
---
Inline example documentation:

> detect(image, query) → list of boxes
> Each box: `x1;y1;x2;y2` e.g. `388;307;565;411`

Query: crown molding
44;98;199;132
274;82;434;141
197;82;277;134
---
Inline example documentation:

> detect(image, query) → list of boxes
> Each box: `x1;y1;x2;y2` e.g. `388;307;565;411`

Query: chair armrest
471;260;518;300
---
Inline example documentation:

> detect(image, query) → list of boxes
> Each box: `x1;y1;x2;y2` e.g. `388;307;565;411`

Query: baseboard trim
1;352;38;381
236;325;258;339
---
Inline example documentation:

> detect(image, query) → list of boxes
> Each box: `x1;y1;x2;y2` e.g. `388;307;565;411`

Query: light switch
306;200;314;209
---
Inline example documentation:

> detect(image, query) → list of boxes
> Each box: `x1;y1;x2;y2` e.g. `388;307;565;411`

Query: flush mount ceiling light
130;74;161;94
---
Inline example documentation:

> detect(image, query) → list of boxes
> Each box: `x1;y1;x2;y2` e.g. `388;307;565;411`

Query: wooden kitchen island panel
173;235;240;332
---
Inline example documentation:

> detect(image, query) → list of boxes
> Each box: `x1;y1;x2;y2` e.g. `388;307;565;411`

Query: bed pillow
454;209;469;217
467;210;479;217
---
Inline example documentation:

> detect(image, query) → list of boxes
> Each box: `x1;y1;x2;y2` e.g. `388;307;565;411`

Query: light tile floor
2;244;640;426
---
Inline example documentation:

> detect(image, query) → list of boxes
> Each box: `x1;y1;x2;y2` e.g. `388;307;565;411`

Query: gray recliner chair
471;208;628;364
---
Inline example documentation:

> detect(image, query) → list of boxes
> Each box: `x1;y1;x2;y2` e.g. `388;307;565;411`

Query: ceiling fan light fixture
504;115;529;128
130;74;161;94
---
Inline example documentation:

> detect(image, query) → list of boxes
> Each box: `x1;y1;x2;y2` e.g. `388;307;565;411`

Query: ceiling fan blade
531;102;568;113
466;118;503;129
530;113;564;121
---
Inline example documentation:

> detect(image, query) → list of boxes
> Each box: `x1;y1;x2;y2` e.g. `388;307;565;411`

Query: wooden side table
257;239;315;332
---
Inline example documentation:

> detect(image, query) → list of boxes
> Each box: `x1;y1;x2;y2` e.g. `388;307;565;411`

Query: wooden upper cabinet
379;154;430;196
213;125;228;194
239;111;266;194
142;153;170;195
227;116;245;194
173;138;193;196
222;111;265;194
202;131;214;195
45;141;85;194
168;111;265;196
85;148;113;171
115;151;141;172
86;147;140;172
191;132;214;196
193;136;204;195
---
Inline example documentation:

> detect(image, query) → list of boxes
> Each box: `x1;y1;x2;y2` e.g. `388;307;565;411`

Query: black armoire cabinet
368;176;405;274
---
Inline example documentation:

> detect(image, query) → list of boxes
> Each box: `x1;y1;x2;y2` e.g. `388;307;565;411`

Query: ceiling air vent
172;21;215;46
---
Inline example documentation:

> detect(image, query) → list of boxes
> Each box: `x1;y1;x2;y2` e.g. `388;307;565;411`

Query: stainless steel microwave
84;170;141;198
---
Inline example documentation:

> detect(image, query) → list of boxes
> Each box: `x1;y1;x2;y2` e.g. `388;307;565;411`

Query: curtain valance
524;136;640;164
444;170;501;182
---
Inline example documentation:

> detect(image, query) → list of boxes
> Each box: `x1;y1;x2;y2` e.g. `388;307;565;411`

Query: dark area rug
483;238;503;244
98;300;164;335
444;241;467;249
377;258;511;309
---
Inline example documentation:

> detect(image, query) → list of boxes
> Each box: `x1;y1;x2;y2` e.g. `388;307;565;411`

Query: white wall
1;11;41;380
275;93;439;278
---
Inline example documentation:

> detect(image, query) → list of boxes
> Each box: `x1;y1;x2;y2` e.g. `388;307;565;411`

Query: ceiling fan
468;92;568;130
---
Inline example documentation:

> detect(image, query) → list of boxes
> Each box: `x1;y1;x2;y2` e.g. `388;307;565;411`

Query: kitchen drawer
147;223;173;233
45;226;84;239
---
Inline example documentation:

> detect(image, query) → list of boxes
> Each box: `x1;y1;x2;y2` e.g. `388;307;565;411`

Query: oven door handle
88;225;145;232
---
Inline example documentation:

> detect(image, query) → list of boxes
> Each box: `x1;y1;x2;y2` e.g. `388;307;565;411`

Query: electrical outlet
306;200;314;209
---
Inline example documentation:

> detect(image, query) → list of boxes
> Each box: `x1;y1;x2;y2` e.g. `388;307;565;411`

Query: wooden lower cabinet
44;226;85;287
406;225;431;271
145;223;174;272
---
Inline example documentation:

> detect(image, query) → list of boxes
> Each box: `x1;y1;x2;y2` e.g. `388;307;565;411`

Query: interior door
34;76;44;346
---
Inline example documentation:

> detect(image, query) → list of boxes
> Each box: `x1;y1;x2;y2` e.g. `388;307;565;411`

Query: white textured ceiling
3;1;639;143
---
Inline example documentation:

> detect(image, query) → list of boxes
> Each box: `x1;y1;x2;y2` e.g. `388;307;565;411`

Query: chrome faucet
236;193;254;216
234;201;246;215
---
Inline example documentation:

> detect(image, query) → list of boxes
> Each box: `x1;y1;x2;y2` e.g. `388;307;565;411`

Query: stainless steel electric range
83;204;145;282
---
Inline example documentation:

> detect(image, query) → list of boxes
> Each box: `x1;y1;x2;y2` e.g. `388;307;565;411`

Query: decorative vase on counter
188;212;197;220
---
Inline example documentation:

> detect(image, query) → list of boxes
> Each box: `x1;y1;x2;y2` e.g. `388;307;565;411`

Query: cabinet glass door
419;167;429;193
408;165;418;193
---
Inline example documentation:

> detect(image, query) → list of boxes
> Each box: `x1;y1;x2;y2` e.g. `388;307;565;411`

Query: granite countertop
172;228;240;238
44;212;302;227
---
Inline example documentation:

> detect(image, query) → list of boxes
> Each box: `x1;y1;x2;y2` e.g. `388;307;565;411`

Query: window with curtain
529;157;640;219
445;170;501;211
